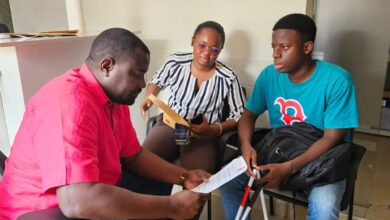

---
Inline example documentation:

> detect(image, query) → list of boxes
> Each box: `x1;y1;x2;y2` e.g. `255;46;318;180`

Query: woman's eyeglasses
194;42;221;56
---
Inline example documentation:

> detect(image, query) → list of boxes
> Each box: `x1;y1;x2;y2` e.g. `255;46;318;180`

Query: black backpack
255;122;354;190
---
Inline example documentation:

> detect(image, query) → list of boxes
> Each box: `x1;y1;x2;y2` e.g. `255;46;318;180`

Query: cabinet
380;51;390;131
380;107;390;130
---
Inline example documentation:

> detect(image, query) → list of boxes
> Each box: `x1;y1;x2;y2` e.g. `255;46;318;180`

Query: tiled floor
194;131;390;219
353;132;390;220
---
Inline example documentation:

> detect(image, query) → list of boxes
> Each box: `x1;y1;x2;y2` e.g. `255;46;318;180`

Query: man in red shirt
0;28;210;220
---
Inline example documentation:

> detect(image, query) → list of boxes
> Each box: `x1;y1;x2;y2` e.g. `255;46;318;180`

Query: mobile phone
175;123;190;145
190;113;203;125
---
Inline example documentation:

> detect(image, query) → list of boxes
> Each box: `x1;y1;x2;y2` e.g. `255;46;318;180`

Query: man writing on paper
0;28;210;220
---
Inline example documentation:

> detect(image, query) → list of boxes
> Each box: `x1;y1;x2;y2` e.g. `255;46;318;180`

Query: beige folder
147;94;190;129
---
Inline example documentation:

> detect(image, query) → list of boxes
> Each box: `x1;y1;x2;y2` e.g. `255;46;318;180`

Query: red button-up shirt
0;64;141;220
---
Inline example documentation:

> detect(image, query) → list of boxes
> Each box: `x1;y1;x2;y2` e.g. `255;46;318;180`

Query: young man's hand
257;161;293;188
241;143;258;178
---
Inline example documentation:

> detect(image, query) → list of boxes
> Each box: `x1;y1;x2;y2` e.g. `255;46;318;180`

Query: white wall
0;37;95;155
9;0;69;32
314;0;390;132
16;38;94;103
80;0;307;140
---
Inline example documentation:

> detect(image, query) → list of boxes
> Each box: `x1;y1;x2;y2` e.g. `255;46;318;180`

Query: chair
0;150;7;176
217;128;366;220
0;23;10;33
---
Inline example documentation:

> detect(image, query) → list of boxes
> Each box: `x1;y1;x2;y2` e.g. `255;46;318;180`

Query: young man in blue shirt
221;14;359;220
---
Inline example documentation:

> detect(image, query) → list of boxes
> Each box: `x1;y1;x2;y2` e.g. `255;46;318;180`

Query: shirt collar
78;63;111;106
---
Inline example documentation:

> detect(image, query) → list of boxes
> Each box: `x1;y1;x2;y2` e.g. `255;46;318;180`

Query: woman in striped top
139;21;245;200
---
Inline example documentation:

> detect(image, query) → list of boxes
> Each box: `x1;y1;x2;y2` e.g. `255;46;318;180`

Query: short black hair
273;13;317;43
87;28;149;65
193;21;225;47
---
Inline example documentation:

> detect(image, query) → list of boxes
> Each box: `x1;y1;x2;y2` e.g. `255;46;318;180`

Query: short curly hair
273;14;317;43
87;28;149;65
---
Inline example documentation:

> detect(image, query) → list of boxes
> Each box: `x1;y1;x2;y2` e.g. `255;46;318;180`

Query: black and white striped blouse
149;52;245;124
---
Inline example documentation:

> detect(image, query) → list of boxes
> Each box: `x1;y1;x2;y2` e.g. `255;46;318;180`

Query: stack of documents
2;29;79;38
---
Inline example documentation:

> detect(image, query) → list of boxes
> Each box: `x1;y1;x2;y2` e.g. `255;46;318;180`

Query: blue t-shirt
246;60;359;131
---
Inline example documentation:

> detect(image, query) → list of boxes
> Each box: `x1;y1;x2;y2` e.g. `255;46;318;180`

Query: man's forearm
123;149;187;185
289;129;346;173
57;183;175;219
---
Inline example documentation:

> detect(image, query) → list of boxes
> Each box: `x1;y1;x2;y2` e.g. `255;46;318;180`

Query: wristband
216;122;223;136
179;174;186;187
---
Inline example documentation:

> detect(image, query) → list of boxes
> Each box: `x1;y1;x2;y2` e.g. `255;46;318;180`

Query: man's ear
191;37;195;46
303;41;314;55
100;57;115;77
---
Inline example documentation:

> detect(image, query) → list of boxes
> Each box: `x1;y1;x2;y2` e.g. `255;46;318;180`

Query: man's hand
169;190;209;219
241;143;258;178
257;161;293;188
140;98;153;120
183;169;211;190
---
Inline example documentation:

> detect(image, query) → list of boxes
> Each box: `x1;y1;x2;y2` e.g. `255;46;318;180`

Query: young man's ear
303;41;314;55
100;57;115;77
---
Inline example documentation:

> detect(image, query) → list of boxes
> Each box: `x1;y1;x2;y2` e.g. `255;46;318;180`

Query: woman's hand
140;98;153;120
189;115;219;136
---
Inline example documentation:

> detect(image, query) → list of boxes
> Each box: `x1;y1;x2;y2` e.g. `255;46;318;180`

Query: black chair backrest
0;23;10;33
0;150;7;176
220;87;246;122
340;144;366;210
146;116;158;134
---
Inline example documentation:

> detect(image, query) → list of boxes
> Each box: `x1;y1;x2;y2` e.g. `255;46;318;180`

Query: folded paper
147;94;190;129
192;156;247;193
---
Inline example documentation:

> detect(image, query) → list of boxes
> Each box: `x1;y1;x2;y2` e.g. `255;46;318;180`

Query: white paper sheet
192;156;247;193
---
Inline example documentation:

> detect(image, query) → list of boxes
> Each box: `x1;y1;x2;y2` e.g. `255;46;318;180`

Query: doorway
0;0;14;33
313;0;390;135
